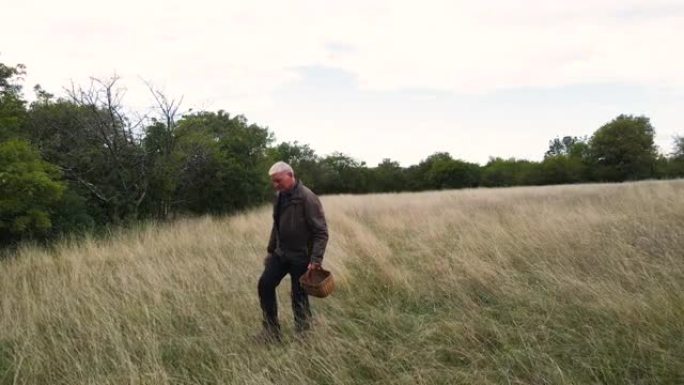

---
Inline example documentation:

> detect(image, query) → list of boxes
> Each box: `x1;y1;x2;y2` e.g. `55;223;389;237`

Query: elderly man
257;161;329;342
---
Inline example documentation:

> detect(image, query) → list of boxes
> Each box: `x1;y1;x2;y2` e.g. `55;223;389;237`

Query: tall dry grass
1;180;683;384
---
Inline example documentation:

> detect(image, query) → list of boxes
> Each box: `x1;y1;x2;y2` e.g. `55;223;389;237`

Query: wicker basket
299;268;335;298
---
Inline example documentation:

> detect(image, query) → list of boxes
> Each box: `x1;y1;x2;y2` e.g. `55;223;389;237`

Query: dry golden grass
1;180;683;384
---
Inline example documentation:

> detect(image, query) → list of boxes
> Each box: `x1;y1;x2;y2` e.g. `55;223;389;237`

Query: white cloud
318;1;684;92
3;0;683;100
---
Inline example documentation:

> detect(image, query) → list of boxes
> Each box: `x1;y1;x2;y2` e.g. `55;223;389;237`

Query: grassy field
1;180;683;384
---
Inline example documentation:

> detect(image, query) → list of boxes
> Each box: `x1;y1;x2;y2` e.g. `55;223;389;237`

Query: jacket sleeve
304;193;329;264
267;222;277;254
267;194;278;254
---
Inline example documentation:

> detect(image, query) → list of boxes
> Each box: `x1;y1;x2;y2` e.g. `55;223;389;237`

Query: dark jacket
267;181;328;264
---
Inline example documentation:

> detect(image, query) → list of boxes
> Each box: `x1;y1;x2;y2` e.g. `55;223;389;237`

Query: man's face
271;171;295;192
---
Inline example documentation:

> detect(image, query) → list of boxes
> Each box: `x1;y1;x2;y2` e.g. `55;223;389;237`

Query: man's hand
307;262;322;270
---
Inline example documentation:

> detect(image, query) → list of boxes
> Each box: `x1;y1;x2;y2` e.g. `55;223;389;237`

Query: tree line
1;62;683;247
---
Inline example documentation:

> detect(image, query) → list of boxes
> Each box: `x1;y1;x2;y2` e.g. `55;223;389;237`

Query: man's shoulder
297;183;319;200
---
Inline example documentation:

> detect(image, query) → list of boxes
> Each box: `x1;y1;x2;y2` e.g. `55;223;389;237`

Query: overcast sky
2;0;683;166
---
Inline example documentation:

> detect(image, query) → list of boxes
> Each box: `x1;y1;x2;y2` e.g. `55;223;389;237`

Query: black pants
258;253;311;332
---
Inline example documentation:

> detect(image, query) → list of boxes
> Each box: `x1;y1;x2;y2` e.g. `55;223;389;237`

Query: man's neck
282;179;298;194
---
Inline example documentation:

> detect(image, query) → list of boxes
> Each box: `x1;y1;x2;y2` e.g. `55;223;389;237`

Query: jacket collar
280;179;303;199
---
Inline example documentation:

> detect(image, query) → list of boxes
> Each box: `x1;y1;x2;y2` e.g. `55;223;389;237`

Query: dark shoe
295;323;311;334
294;323;312;342
253;328;283;344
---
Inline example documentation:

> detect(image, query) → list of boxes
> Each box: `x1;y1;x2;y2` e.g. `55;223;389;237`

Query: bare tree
142;81;185;219
144;81;184;155
64;76;148;223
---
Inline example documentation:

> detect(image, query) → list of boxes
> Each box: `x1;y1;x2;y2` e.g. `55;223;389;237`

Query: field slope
1;180;683;384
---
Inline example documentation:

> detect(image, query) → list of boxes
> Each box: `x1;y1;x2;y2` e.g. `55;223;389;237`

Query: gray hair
268;161;294;176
